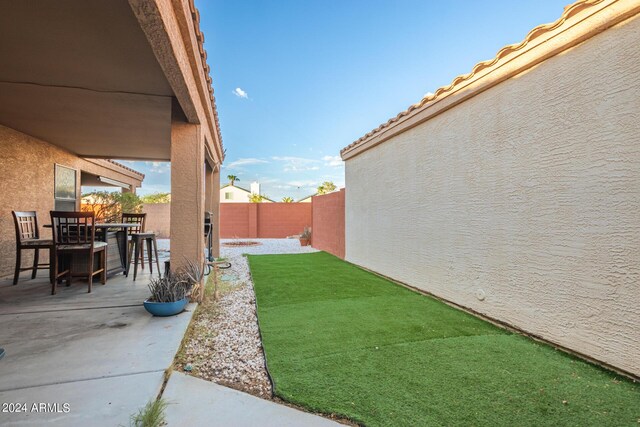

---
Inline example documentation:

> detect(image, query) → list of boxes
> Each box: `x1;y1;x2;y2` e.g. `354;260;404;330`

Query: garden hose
204;260;232;276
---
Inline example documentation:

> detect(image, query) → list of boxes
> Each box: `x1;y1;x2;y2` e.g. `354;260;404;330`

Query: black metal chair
122;213;160;281
11;211;53;285
50;211;107;295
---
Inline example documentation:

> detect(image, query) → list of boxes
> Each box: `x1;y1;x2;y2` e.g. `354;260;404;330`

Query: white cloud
322;155;342;167
287;180;318;189
225;158;268;169
138;183;171;195
253;177;279;184
264;180;317;191
272;156;321;172
233;87;248;98
144;161;170;174
272;156;313;162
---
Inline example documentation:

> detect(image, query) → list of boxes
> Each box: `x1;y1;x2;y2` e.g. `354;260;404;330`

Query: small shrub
300;227;312;240
148;273;190;303
249;193;265;203
140;192;171;204
129;398;168;427
147;259;205;302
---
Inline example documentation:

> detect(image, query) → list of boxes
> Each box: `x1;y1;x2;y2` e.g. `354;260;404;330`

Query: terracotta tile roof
341;0;605;158
188;0;224;160
105;159;145;179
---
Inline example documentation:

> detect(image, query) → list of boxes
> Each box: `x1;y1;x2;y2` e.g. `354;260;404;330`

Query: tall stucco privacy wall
342;2;640;377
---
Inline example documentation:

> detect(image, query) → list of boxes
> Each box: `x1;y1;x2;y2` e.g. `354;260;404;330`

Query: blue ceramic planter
143;298;188;317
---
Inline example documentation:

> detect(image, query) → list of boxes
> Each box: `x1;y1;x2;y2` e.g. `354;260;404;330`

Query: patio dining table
44;222;139;277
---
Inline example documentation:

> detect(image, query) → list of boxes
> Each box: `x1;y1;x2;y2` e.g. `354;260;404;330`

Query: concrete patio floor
0;239;343;426
0;248;195;426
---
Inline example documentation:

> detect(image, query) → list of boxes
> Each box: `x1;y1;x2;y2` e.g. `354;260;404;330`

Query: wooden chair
122;212;160;281
11;211;53;285
50;211;107;295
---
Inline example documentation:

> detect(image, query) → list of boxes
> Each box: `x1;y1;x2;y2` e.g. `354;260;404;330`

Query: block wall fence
311;189;345;259
221;203;311;239
142;193;346;259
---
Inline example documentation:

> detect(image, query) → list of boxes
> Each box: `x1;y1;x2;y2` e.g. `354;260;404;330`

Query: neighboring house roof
297;193;317;202
105;159;145;179
340;0;622;160
220;184;275;202
221;183;252;193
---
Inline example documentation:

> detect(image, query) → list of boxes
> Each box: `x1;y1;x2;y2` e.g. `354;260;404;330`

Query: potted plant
299;227;311;246
143;259;204;316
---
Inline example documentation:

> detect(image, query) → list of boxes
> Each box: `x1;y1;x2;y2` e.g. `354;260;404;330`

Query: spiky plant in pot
144;258;206;316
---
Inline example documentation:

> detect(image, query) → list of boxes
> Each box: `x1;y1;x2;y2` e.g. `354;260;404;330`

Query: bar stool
12;211;53;285
122;213;160;281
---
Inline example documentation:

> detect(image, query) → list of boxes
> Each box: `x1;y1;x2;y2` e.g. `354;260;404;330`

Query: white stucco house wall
340;0;640;378
220;182;274;203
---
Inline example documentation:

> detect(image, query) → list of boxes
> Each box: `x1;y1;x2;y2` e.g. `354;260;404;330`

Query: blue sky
124;0;568;200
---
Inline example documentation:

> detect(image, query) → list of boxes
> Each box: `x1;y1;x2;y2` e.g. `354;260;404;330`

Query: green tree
140;192;171;204
281;197;294;203
227;175;239;186
317;181;337;195
119;192;142;215
249;193;265;203
81;191;142;222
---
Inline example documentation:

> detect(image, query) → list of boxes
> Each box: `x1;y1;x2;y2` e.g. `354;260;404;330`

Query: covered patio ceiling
0;0;176;160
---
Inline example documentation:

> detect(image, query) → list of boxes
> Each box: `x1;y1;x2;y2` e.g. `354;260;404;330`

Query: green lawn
248;252;640;427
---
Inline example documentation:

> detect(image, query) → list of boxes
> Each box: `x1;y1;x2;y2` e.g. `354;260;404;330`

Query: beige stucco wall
142;203;171;239
345;15;640;376
0;125;142;279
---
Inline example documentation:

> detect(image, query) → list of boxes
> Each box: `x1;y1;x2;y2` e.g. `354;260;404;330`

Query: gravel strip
177;238;318;398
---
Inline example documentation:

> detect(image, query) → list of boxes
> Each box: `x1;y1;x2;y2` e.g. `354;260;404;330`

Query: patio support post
170;121;205;272
211;167;220;258
205;164;214;213
204;162;220;258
